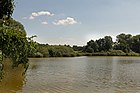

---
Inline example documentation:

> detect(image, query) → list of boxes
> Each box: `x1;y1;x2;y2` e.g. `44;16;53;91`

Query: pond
1;56;140;93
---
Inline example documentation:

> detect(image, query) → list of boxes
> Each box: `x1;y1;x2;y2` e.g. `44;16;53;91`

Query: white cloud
38;11;54;16
23;10;54;20
31;11;54;17
32;12;39;17
53;17;78;25
42;21;48;25
29;16;35;20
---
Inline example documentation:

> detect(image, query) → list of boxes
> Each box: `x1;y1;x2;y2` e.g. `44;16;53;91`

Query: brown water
1;57;140;93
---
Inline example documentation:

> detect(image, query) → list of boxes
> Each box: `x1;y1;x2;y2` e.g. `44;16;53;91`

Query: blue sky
13;0;140;46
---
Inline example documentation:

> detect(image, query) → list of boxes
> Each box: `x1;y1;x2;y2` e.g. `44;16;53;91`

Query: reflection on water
0;59;25;93
1;57;140;93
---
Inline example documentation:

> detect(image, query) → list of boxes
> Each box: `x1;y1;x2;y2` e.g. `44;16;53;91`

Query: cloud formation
42;21;48;25
24;10;54;20
22;11;79;26
53;17;78;25
32;11;54;17
29;16;34;20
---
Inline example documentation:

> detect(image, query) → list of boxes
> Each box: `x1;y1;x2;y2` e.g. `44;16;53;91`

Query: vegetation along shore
29;33;140;57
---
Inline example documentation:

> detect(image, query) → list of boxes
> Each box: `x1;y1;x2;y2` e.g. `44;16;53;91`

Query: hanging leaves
0;18;38;78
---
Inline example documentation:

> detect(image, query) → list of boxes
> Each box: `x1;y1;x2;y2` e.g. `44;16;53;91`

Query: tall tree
96;36;113;52
0;0;14;19
131;35;140;53
84;40;99;53
104;36;113;51
0;0;36;78
114;33;132;52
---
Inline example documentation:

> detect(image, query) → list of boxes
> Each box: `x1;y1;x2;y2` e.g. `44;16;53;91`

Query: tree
0;18;35;72
131;35;140;53
36;44;49;57
0;0;34;78
104;36;113;51
96;36;113;52
84;40;99;53
72;45;83;52
114;33;132;52
0;0;14;19
47;45;76;57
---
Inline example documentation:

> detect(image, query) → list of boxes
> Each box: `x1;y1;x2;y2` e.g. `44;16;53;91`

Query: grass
77;50;140;57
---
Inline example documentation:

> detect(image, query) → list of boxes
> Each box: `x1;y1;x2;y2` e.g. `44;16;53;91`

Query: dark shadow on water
0;59;25;93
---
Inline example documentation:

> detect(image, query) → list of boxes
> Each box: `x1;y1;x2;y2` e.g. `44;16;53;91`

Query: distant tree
114;33;132;52
96;36;113;52
84;40;99;53
47;45;76;57
131;35;140;53
96;38;105;52
85;46;94;53
104;36;113;51
72;45;83;52
36;44;49;57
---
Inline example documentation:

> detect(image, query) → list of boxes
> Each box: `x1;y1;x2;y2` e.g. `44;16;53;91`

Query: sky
13;0;140;46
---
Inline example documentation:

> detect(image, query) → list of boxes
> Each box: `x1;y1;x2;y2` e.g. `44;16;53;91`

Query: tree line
73;33;140;56
29;33;140;58
29;44;76;57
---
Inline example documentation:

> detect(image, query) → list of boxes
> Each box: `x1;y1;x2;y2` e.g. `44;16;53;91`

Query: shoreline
29;52;140;58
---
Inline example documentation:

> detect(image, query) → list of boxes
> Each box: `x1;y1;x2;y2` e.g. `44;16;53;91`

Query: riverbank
30;50;140;58
31;43;140;58
77;50;140;57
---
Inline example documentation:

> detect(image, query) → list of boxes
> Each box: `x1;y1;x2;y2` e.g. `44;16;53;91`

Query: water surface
1;57;140;93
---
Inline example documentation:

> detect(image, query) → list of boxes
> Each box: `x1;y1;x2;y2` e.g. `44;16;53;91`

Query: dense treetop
0;0;14;19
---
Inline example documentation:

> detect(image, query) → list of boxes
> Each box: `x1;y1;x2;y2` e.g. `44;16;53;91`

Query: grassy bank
77;50;140;57
30;49;140;58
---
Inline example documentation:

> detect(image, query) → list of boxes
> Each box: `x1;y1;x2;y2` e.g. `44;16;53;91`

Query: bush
126;51;140;56
34;52;43;58
107;50;126;56
47;45;76;57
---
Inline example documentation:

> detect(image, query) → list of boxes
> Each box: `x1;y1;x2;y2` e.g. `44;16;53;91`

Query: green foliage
96;36;113;52
131;35;140;53
84;36;113;53
0;0;14;19
2;18;26;33
0;26;29;68
84;40;97;53
107;50;126;56
72;45;83;52
126;51;140;56
27;36;38;57
0;18;37;78
75;33;140;56
36;44;76;57
113;33;140;54
0;0;38;78
35;44;49;57
104;36;113;51
114;33;132;52
79;50;139;56
47;45;76;57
